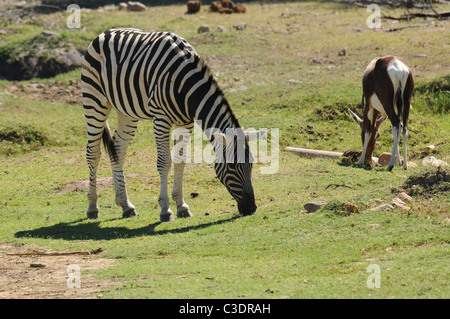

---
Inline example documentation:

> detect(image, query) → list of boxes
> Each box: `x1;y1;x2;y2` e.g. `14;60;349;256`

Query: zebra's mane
192;52;242;130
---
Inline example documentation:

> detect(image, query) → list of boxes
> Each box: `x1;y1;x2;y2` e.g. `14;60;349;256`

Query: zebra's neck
194;98;240;138
184;57;241;139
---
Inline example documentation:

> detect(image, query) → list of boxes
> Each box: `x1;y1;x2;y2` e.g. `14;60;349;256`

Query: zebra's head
213;129;265;216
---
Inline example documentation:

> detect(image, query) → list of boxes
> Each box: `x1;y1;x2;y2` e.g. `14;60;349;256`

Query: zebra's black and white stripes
82;28;258;221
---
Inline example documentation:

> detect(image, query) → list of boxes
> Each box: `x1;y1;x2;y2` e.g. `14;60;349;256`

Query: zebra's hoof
177;208;193;218
123;208;138;218
160;211;175;222
87;211;99;219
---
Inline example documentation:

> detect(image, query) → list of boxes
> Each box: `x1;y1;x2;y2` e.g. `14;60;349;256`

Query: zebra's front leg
111;114;139;218
172;124;193;218
155;119;175;222
86;143;101;219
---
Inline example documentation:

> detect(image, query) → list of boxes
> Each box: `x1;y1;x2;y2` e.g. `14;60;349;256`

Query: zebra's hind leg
110;113;139;218
154;118;175;222
172;123;194;218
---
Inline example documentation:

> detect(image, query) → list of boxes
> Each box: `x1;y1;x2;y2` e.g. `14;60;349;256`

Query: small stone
234;22;246;31
338;48;346;56
397;192;413;203
304;201;327;213
342;202;359;214
369;204;394;212
378;152;403;166
30;263;46;268
391;197;410;210
197;25;211;34
422;156;448;167
118;2;127;10
127;1;146;12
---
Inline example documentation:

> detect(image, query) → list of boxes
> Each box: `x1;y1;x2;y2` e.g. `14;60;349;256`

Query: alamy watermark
67;264;81;288
67;4;81;29
366;4;382;29
366;264;381;289
171;121;279;175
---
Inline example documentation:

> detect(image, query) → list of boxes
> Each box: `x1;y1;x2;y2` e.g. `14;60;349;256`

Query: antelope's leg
387;125;401;171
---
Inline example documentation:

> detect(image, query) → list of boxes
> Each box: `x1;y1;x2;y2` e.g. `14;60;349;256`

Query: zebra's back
82;28;198;122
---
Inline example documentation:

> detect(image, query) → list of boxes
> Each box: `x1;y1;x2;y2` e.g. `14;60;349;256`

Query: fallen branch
383;23;428;31
6;248;103;257
383;11;450;20
284;147;343;159
325;181;357;190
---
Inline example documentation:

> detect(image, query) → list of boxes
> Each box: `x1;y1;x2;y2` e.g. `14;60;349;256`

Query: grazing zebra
82;28;259;221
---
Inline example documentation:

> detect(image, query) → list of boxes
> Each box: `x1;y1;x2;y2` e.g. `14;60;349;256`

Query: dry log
383;11;450;20
285;147;380;162
284;147;343;159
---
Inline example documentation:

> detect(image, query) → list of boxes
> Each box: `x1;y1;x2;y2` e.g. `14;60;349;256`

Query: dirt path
0;243;120;299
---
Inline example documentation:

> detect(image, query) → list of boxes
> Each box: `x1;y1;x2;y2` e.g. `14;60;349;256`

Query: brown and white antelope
349;55;414;171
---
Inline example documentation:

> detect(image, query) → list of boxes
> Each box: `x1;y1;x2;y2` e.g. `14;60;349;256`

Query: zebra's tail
102;122;118;163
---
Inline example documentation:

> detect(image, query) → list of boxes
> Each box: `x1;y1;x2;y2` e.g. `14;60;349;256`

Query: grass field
0;1;449;299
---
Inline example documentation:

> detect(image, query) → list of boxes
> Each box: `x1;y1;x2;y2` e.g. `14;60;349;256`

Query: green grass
0;1;449;299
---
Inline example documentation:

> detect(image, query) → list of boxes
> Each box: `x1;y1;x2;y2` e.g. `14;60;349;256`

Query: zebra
82;28;260;222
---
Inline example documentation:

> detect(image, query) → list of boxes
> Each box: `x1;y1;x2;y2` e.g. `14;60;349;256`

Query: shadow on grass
337;162;378;171
15;215;240;241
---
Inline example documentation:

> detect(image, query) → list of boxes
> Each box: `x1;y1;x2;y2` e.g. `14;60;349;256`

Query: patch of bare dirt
5;80;81;105
401;166;449;198
0;243;120;299
56;176;113;194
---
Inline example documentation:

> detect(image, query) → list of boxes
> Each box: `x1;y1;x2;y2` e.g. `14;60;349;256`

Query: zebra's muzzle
238;192;257;216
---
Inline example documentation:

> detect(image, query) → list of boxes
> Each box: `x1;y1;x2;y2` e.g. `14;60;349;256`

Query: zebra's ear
213;132;227;147
245;129;267;142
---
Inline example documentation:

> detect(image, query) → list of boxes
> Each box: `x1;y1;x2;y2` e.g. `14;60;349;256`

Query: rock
127;1;146;12
304;201;327;213
377;152;403;166
234;22;246;31
234;3;246;13
0;33;84;80
407;162;418;168
338;48;347;56
102;4;116;11
391;197;410;210
369;204;394;212
422;156;448;167
210;0;246;13
342;202;359;214
197;25;211;34
216;26;227;32
118;2;128;10
368;198;384;207
30;263;46;268
397;192;413;203
187;1;202;13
